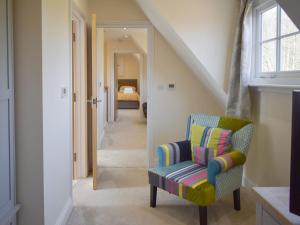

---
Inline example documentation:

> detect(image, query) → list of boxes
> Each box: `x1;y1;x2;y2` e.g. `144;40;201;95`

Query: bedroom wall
104;38;144;121
152;31;223;154
116;53;140;81
90;0;223;164
244;90;293;187
104;39;141;87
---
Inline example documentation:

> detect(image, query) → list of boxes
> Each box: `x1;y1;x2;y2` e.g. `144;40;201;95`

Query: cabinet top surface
253;187;300;225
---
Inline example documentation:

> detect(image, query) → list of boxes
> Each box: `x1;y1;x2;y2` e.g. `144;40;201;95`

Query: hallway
101;109;147;150
67;110;256;225
100;109;147;169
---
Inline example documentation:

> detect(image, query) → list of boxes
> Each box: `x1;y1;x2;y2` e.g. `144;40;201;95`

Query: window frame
251;0;300;87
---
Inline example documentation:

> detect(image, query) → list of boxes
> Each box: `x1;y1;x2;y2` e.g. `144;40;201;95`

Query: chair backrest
186;114;254;155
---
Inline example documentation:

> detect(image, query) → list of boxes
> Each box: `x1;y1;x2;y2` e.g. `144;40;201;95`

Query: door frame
97;21;154;167
72;8;88;178
109;50;144;122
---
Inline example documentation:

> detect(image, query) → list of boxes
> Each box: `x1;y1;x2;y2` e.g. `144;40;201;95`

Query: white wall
116;53;140;80
14;0;73;225
104;38;145;121
152;31;223;153
141;54;147;104
130;29;148;53
245;90;292;186
42;0;72;225
14;0;45;224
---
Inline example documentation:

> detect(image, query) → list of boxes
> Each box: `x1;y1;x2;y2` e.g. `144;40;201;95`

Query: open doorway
95;26;151;188
67;19;156;225
71;19;154;191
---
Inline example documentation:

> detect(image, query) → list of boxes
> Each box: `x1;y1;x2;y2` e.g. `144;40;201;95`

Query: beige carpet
98;150;148;168
101;109;147;150
67;109;256;225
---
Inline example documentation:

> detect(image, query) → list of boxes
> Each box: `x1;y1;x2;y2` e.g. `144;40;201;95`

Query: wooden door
0;0;17;224
91;14;98;190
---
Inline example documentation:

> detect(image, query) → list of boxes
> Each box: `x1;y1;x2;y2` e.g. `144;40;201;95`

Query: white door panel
0;0;16;224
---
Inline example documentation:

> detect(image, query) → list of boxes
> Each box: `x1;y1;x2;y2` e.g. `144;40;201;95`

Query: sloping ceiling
135;0;240;107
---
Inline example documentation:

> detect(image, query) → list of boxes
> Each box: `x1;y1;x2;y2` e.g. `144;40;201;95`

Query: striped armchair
148;114;254;225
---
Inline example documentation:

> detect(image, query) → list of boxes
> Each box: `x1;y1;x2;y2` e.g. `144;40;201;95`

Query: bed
117;79;140;109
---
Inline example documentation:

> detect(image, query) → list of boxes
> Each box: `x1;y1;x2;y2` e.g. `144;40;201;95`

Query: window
253;1;300;86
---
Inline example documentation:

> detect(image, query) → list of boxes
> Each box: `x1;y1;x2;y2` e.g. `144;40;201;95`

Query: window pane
281;9;298;36
262;6;277;41
262;41;277;72
280;34;300;71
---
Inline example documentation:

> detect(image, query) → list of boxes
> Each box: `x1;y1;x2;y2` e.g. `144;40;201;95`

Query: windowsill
249;78;300;93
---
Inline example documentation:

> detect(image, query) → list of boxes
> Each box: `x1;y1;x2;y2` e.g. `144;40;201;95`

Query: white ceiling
104;28;148;53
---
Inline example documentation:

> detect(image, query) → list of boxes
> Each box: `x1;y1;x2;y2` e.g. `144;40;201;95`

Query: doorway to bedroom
97;27;149;187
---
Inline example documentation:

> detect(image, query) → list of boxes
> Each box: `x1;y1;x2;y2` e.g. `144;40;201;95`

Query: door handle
87;98;97;105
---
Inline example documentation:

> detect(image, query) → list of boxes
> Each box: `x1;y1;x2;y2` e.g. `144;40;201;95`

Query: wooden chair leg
233;188;241;211
150;185;157;208
199;206;207;225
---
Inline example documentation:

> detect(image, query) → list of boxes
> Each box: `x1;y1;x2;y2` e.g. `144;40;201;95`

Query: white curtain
226;0;253;119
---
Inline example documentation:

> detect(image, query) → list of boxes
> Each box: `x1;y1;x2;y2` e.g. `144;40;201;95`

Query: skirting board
243;176;257;190
0;205;20;225
54;197;73;225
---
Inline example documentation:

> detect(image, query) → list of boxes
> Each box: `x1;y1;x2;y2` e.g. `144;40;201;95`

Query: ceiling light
123;27;127;31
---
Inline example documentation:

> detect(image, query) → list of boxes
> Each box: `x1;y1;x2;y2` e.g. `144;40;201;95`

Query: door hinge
73;93;76;102
72;33;76;42
73;152;77;162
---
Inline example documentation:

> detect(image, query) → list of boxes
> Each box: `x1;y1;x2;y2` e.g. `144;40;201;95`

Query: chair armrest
207;151;246;185
157;140;191;167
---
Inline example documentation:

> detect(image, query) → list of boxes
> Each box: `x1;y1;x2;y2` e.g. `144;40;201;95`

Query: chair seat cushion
149;161;215;206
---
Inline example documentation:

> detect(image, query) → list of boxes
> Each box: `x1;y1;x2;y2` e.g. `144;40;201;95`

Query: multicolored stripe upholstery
193;146;216;166
149;114;254;207
149;161;215;206
190;124;232;165
157;141;191;167
208;151;246;185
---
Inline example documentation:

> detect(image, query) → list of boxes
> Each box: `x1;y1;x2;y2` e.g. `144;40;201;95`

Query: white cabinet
254;187;300;225
257;204;281;225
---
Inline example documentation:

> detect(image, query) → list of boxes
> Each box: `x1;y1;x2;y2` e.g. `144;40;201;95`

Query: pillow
123;87;134;94
120;86;136;92
190;124;232;166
